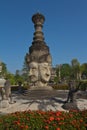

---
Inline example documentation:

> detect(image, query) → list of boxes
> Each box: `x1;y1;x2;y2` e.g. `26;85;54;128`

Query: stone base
0;100;9;108
62;102;79;110
29;86;53;90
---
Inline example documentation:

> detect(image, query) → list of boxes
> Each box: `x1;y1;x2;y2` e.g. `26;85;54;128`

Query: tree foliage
61;63;71;80
55;58;87;83
0;62;7;77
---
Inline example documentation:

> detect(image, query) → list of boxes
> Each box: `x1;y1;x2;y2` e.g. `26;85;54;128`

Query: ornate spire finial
32;13;45;42
26;13;52;65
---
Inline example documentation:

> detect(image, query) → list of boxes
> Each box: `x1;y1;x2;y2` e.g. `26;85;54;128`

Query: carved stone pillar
26;13;52;90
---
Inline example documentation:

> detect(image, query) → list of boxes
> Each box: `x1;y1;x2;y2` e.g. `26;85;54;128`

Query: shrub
0;110;87;130
52;83;68;90
79;80;87;91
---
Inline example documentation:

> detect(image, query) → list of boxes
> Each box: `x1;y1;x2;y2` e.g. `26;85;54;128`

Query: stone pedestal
62;102;79;110
29;85;53;90
0;100;9;108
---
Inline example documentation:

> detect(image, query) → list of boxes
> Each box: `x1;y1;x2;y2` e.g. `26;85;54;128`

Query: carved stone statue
0;77;10;108
26;13;52;90
29;61;52;89
66;80;80;103
62;80;80;110
4;78;12;103
0;77;15;108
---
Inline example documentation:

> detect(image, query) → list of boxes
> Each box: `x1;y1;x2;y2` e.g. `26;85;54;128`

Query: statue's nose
29;69;32;76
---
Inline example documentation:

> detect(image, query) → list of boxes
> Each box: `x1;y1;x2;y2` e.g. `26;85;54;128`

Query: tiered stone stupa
26;13;52;90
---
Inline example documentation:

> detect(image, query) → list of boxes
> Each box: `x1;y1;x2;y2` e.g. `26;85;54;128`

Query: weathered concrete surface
0;90;87;115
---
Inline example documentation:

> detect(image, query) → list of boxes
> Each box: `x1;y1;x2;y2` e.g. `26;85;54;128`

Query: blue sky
0;0;87;74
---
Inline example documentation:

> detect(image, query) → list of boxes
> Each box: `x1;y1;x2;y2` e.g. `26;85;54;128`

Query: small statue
65;80;80;103
0;77;6;100
4;78;13;103
18;81;24;93
0;87;6;100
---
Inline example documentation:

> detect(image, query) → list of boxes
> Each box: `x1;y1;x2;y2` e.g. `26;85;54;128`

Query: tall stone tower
26;13;52;90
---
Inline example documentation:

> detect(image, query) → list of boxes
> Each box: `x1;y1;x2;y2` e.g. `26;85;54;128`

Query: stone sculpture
66;80;78;103
26;13;52;90
0;78;14;108
4;78;13;103
62;80;80;110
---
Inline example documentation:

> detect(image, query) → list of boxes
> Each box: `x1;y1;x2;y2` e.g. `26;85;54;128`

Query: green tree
61;63;71;81
14;70;24;85
6;73;15;85
80;63;87;79
56;64;62;82
0;62;8;77
71;58;80;80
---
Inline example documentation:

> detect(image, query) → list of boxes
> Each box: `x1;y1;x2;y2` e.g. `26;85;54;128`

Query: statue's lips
29;75;37;78
29;76;38;81
46;74;50;76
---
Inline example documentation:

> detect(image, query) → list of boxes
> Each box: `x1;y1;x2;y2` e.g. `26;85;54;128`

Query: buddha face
29;61;51;83
29;62;38;82
39;62;51;82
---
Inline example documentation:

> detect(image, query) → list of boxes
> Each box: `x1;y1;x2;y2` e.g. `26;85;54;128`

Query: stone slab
0;100;9;108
